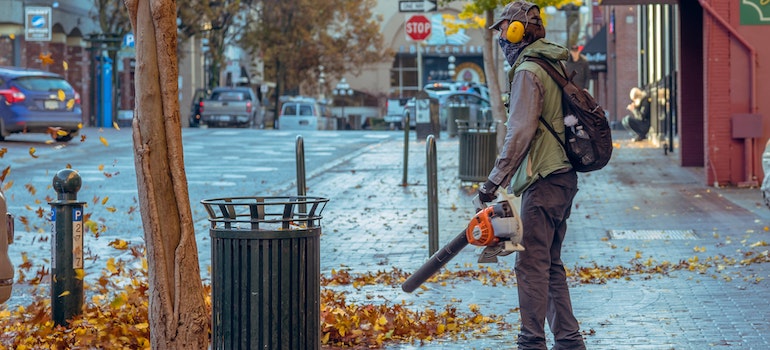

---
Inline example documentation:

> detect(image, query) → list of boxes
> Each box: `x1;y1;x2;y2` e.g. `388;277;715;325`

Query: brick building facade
602;0;770;187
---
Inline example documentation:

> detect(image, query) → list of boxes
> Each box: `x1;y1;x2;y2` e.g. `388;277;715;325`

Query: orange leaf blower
402;195;524;293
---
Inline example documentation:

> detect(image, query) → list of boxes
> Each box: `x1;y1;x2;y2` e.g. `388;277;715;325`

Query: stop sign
405;15;431;41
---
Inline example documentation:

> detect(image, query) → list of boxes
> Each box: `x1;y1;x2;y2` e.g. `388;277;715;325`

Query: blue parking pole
49;169;85;327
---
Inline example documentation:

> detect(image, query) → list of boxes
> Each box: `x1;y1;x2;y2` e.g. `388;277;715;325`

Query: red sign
405;15;431;41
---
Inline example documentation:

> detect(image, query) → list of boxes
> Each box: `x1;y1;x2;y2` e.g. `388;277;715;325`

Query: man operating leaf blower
403;2;588;349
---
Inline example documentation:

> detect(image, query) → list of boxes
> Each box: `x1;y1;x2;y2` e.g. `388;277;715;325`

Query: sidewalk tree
92;0;132;35
440;0;566;147
124;0;208;348
177;0;255;89
92;0;246;89
238;0;391;101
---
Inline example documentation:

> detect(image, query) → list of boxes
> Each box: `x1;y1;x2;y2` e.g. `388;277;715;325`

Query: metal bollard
402;114;410;186
49;169;85;326
426;135;438;256
296;135;307;213
0;189;13;304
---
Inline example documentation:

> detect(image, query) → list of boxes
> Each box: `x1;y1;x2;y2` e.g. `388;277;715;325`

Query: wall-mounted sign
25;6;52;42
741;0;770;25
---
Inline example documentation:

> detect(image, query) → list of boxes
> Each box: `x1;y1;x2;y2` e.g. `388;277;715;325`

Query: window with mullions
390;53;418;98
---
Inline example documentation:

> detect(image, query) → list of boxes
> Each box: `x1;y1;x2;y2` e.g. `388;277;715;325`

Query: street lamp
333;78;353;120
447;55;456;81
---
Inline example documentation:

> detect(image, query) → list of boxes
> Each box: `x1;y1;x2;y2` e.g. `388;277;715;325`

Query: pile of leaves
2;238;770;348
0;241;509;349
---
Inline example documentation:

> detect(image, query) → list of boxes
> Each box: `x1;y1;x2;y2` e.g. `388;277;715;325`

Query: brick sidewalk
308;131;770;349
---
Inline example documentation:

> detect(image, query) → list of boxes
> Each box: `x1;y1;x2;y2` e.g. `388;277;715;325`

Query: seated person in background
622;87;651;141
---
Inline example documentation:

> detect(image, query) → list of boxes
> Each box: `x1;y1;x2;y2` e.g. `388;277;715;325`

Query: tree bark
124;0;208;348
481;9;508;150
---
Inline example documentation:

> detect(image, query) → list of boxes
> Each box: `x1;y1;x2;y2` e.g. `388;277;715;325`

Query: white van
278;99;324;130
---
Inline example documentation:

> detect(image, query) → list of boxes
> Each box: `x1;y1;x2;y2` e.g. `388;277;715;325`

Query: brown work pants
516;170;586;350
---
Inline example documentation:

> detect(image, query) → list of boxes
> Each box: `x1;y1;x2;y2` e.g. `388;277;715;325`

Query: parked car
385;98;410;130
278;96;331;130
188;88;209;127
438;91;491;128
199;87;260;128
0;66;83;142
402;91;490;130
423;81;458;97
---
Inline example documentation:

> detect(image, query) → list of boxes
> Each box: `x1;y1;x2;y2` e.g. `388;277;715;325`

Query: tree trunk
481;9;508;150
124;0;208;348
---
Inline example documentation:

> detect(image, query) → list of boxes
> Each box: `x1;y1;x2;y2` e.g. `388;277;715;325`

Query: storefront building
602;0;770;186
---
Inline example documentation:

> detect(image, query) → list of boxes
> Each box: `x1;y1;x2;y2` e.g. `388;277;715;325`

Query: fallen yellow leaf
108;239;129;250
106;258;118;274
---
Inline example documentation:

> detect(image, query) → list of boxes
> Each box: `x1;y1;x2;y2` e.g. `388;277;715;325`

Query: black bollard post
426;135;438;256
49;169;85;327
402;114;410;186
296;135;307;213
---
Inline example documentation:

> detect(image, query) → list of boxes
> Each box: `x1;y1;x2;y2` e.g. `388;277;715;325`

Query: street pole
49;169;85;327
417;43;423;91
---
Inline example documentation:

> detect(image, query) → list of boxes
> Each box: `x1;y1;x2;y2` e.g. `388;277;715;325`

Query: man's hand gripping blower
401;192;524;293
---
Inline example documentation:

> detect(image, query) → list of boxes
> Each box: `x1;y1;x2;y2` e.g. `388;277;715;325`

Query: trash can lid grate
201;196;329;231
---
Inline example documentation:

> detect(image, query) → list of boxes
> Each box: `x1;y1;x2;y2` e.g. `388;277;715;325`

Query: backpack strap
527;57;572;88
526;57;569;150
538;115;567;150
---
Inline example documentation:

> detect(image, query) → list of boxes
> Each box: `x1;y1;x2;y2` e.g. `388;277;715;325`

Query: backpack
527;57;613;172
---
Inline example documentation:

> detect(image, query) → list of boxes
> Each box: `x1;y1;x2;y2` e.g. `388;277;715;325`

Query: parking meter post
402;114;410;186
49;169;85;327
296;135;307;213
426;135;439;256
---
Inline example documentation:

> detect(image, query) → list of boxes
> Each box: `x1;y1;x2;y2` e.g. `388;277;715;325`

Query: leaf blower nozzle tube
401;229;469;293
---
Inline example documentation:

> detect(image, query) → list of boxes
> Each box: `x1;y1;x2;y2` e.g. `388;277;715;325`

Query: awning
582;25;607;72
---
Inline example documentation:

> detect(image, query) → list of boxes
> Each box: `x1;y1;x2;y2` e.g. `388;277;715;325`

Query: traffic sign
25;6;51;42
399;0;437;12
405;14;432;41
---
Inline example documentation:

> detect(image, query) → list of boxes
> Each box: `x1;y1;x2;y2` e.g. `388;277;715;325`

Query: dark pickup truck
199;87;261;128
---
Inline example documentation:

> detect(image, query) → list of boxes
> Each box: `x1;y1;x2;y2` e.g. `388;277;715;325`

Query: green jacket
489;39;571;196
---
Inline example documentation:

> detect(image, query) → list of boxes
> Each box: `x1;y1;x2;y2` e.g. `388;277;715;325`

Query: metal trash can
446;103;470;137
201;196;329;350
347;114;362;130
458;120;498;182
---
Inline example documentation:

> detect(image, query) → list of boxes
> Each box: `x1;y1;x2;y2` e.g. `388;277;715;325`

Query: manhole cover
608;229;698;240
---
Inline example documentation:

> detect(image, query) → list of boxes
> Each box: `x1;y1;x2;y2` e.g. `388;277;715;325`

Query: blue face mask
499;37;528;66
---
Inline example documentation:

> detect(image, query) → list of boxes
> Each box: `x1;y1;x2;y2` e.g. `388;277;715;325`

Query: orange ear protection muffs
506;21;525;43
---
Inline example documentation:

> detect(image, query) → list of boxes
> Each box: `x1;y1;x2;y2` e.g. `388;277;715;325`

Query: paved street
3;127;770;349
2;127;396;306
307;131;770;349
